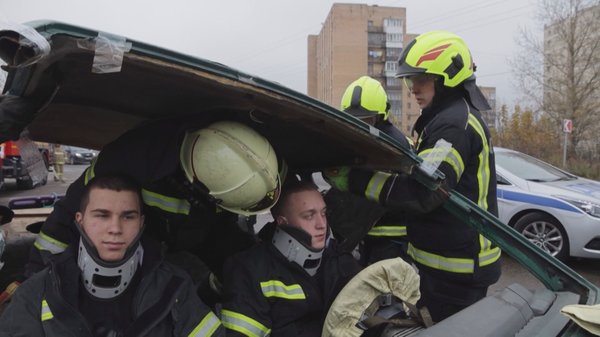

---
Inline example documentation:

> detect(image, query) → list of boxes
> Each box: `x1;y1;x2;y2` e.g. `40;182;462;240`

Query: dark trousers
417;270;488;322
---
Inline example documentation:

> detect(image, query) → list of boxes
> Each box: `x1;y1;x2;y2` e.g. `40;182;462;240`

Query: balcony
367;26;384;33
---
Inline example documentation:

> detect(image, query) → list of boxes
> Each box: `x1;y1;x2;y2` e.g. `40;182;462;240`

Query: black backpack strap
124;275;184;337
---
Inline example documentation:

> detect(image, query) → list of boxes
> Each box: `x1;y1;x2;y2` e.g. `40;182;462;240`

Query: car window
496;173;511;185
495;151;574;182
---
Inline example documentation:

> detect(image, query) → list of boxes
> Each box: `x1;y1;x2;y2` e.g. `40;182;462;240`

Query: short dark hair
79;175;143;213
270;179;319;218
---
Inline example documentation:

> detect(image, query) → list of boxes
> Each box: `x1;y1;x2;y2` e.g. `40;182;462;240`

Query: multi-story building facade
307;3;420;135
478;86;497;130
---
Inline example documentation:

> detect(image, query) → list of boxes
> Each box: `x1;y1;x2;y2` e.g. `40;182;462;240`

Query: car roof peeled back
0;21;420;178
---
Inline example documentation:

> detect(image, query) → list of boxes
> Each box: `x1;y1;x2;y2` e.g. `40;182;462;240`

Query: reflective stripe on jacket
221;236;360;337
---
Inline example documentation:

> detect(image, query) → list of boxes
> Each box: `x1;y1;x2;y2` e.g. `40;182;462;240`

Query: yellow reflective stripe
419;148;464;182
367;225;407;237
260;280;305;300
41;299;53;321
188;311;222;337
221;310;271;337
468;114;491;209
479;234;501;266
444;148;464;180
408;244;474;273
365;171;392;203
407;243;500;273
142;189;191;215
34;231;68;254
479;246;502;267
480;235;491;251
83;157;98;185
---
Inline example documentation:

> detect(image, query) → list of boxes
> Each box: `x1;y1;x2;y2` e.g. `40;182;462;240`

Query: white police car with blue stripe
495;147;600;260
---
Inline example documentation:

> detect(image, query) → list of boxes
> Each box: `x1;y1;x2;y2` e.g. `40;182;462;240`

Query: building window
369;50;384;59
386;33;403;42
368;32;385;45
368;20;373;27
384;18;402;27
385;62;398;72
368;64;374;75
386;77;401;87
386;48;402;59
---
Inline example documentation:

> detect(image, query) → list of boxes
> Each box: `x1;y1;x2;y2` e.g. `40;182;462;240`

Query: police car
495;147;600;260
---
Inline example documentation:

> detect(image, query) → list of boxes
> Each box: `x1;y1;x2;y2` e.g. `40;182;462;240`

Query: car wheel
514;212;569;261
16;177;34;190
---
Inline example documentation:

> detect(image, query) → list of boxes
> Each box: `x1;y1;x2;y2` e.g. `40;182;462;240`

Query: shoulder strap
124;275;184;337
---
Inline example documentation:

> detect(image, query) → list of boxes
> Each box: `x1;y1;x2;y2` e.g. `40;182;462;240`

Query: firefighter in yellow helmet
340;76;412;148
324;31;500;322
25;119;280;305
326;76;412;265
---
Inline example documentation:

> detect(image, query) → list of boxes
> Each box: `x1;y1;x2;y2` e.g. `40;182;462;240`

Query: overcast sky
0;0;541;106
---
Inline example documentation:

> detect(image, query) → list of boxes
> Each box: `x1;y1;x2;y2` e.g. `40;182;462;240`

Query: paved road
2;165;599;291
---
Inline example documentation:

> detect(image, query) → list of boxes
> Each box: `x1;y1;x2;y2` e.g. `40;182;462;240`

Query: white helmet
180;121;280;216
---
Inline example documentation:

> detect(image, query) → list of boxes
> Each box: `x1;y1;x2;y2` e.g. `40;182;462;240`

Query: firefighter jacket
361;121;410;264
0;239;224;337
220;234;361;337
346;95;501;284
29;118;246;278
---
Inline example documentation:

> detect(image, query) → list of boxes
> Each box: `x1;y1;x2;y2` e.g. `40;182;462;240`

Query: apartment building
307;3;420;135
478;86;497;129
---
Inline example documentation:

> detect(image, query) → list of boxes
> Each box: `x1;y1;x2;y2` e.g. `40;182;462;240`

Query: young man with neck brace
221;179;361;337
0;175;223;337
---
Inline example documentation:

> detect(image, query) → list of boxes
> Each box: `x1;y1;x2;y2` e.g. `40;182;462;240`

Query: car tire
514;212;569;261
16;177;34;190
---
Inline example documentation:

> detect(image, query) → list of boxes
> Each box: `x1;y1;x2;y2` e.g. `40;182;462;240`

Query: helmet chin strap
271;225;324;276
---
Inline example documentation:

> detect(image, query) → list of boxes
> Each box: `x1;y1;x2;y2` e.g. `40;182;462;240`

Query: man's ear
140;215;146;230
276;216;287;225
75;212;83;227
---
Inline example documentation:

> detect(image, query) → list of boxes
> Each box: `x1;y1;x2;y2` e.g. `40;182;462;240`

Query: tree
493;105;560;161
512;0;600;159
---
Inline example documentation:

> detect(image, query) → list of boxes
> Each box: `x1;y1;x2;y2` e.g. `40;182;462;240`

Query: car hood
524;177;600;204
545;177;600;201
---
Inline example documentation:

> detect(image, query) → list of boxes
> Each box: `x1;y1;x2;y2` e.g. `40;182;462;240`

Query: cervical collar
77;237;144;300
272;225;324;276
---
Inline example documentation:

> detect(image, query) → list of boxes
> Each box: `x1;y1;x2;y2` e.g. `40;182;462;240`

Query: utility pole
562;119;572;168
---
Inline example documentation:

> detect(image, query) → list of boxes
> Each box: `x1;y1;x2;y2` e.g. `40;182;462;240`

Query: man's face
276;189;328;250
406;74;437;109
76;188;144;262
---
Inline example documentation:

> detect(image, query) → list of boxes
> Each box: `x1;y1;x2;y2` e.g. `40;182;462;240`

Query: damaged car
0;21;598;336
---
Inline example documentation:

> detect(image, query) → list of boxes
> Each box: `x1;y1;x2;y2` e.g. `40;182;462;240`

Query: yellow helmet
340;76;390;121
396;30;474;88
180;121;280;216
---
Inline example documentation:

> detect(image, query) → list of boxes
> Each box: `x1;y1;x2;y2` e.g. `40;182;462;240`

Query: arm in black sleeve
347;169;449;214
24;169;88;277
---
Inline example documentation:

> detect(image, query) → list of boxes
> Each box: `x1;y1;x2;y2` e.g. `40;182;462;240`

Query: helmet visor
403;74;438;90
